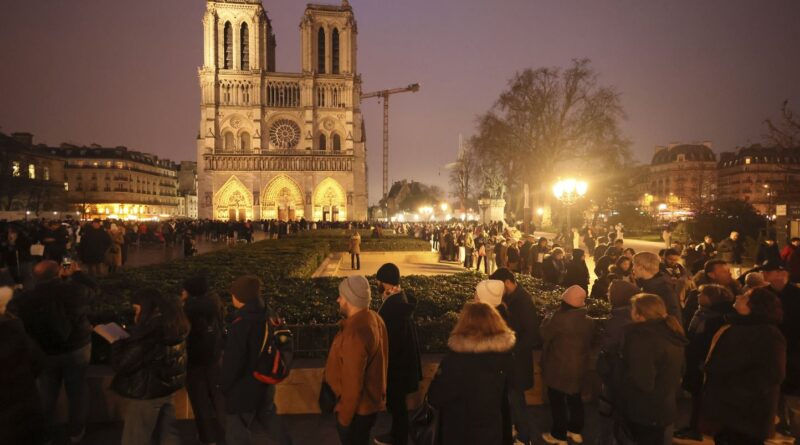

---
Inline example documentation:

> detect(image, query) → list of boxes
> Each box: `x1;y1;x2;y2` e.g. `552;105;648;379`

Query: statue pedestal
479;198;506;224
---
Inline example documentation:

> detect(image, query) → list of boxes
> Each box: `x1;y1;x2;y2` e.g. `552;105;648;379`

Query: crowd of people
2;216;800;445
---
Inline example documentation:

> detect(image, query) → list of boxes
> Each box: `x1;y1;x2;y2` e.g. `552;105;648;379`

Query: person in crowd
496;236;508;270
683;242;706;275
621;247;635;258
781;237;800;283
428;302;515;445
609;255;634;281
111;288;189;445
486;234;498;275
16;260;95;444
489;268;542;445
0;276;45;445
528;237;550;279
717;231;743;265
349;231;361;270
4;224;34;284
507;238;521;272
519;235;533;275
674;284;736;442
594;247;621;279
42;220;69;262
618;294;687;445
464;230;475;269
662;226;673;249
222;275;292;445
474;229;488;274
757;238;782;266
182;273;226;445
594;236;609;259
183;230;197;257
563;249;590;293
374;264;422;445
543;247;566;285
742;270;768;293
540;285;595;445
107;223;124;273
325;275;388;445
698;235;717;259
761;260;800;439
583;228;596;257
683;260;742;328
78;218;112;276
703;288;786;445
633;252;682;320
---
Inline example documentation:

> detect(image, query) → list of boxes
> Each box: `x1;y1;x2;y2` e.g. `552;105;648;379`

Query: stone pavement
321;251;467;277
119;231;268;269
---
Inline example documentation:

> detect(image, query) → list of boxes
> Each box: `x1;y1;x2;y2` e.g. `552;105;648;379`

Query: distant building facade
718;145;800;215
646;142;717;215
48;144;180;220
196;0;368;222
178;161;198;219
0;132;68;215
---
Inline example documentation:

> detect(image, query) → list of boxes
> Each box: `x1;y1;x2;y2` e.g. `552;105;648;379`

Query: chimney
702;141;713;149
11;132;33;145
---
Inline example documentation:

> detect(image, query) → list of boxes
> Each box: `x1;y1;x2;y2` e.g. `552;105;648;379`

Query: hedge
289;229;432;252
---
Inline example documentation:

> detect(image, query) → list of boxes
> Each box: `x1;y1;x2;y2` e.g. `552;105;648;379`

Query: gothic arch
313;177;347;221
214;175;253;221
261;175;304;221
317;27;326;73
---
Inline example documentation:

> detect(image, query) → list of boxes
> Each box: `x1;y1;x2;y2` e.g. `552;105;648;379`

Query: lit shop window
28;164;36;179
12;161;21;177
44;166;50;180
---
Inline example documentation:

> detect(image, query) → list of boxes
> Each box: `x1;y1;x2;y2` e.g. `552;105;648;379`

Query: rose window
269;119;301;149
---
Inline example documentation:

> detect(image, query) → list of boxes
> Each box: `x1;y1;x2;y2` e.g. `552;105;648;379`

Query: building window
28;164;35;179
240;132;251;152
319;133;327;150
317;28;326;73
12;161;20;177
43;166;50;181
332;133;341;151
223;22;233;69
64;182;69;191
332;28;340;74
224;132;235;151
240;23;249;70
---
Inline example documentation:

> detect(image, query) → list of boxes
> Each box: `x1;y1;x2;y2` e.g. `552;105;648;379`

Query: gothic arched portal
313;177;346;222
261;175;304;221
214;175;253;221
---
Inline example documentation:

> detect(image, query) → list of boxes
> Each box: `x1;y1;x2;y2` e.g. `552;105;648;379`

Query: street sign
776;204;787;217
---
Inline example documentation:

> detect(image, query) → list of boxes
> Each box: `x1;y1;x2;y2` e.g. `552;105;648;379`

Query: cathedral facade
196;0;367;221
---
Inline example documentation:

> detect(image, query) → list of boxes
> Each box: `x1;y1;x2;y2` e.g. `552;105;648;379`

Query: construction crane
361;83;421;201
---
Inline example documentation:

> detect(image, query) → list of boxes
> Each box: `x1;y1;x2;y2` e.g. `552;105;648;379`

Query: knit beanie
474;280;505;308
608;280;640;308
339;275;371;309
561;285;587;308
376;263;400;286
230;275;261;305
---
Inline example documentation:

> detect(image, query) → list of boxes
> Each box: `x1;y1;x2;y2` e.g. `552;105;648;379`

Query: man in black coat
15;260;95;444
490;267;543;445
633;252;681;320
374;263;422;445
221;275;291;445
78;219;111;276
762;260;800;438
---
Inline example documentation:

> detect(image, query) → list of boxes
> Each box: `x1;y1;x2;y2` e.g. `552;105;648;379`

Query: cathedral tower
196;0;367;221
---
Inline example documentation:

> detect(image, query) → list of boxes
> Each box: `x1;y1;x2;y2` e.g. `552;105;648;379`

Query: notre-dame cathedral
196;0;368;221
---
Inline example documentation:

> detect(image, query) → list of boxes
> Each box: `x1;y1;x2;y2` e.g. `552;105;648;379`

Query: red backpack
252;321;294;385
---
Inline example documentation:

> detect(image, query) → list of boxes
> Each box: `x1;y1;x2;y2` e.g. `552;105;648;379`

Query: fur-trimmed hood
447;331;516;354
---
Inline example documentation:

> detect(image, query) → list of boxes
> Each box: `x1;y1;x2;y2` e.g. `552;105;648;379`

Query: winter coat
618;319;687;428
600;306;633;355
703;317;786;440
78;225;111;264
221;301;273;414
683;303;734;394
781;245;800;282
324;309;389;426
717;237;740;263
540;304;595;394
563;256;590;293
774;283;800;396
378;291;422;396
17;272;95;355
756;243;781;266
542;256;565;285
184;293;224;367
638;273;682;321
111;314;187;400
594;255;616;277
107;229;124;267
349;234;361;254
0;314;44;445
428;329;515;445
502;285;542;391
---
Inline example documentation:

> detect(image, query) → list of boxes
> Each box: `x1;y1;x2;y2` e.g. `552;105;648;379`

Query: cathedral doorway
214;176;254;221
313;178;346;221
262;175;304;221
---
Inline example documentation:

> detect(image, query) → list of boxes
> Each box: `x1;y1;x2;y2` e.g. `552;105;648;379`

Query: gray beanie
339;275;371;309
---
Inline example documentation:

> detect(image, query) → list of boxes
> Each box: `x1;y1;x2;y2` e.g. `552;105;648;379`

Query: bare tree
763;100;800;148
448;141;478;210
471;59;630;214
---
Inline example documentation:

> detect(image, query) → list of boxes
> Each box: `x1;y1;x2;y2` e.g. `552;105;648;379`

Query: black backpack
252;321;294;385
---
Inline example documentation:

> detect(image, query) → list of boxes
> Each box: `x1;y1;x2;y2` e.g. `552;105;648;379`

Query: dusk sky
2;0;799;204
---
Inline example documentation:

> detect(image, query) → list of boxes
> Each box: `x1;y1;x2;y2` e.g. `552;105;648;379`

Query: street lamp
552;178;588;233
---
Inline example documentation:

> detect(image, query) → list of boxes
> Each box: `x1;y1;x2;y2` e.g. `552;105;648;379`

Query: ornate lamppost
552;178;588;234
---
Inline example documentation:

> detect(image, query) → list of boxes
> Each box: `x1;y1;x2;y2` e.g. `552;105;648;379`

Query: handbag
318;380;337;414
409;397;439;445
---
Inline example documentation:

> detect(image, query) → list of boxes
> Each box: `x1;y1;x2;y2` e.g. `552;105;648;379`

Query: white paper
93;322;130;343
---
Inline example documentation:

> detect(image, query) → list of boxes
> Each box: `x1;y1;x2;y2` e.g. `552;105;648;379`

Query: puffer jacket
111;315;187;400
